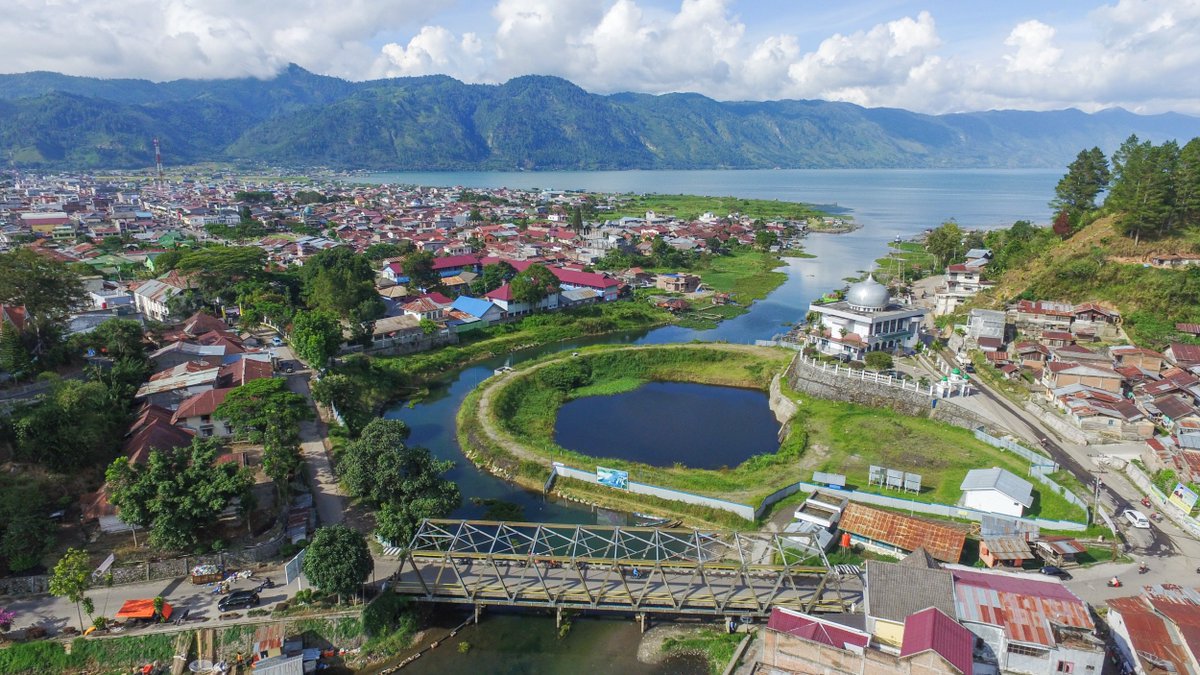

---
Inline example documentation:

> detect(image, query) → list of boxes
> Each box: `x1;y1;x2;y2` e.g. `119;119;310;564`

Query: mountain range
2;65;1199;171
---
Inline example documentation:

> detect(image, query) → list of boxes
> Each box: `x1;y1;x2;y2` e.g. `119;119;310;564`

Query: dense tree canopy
1107;135;1178;244
400;250;440;291
216;377;312;485
175;246;267;303
1051;147;1110;225
470;261;516;296
310;373;367;436
0;248;86;353
105;439;253;551
0;474;54;573
364;241;413;261
337;419;460;546
290;310;343;367
300;247;385;327
302;524;374;601
9;377;127;471
924;221;965;268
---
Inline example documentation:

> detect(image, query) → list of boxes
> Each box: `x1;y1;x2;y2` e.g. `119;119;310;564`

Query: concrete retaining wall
1124;462;1200;539
552;463;757;521
1023;401;1090;445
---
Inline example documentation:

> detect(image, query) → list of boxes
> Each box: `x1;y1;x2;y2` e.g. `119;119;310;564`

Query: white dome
846;275;890;311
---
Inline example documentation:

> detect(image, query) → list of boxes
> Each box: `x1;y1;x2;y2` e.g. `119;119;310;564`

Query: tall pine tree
1050;146;1110;227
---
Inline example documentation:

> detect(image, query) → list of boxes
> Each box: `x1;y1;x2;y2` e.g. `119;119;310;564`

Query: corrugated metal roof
900;607;974;674
838;503;966;563
952;568;1092;647
960;467;1034;507
1108;595;1193;675
766;607;870;651
981;536;1032;560
866;560;957;624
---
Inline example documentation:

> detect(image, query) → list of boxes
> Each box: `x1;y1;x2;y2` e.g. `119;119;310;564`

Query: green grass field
606;193;827;222
873;241;939;283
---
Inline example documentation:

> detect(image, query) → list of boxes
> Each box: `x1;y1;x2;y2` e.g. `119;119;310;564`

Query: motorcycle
1108;578;1122;588
1138;564;1149;575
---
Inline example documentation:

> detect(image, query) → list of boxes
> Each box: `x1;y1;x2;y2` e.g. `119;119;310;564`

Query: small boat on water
633;513;682;528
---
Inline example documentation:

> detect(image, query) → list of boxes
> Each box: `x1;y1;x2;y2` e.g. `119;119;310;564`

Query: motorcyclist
1109;576;1121;587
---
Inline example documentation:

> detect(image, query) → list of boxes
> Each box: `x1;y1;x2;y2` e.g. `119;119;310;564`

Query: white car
1123;509;1150;529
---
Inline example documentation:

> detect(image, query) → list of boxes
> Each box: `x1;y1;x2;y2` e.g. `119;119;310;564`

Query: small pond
553;381;781;470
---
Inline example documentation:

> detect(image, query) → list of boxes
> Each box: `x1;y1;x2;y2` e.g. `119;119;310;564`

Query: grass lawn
606;193;827;222
873;241;939;283
689;250;788;304
790;387;1085;521
661;628;746;675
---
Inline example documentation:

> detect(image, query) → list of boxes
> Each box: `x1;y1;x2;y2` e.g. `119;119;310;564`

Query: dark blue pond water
553;381;780;469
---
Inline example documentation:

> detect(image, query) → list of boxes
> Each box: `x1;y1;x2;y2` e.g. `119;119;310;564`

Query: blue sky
3;0;1199;114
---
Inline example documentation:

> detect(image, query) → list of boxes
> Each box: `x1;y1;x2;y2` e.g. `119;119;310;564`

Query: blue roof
452;296;498;318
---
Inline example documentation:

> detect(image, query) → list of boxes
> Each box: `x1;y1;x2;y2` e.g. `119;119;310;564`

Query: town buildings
806;276;927;359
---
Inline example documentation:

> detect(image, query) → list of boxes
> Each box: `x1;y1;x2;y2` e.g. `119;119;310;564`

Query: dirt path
471;343;789;469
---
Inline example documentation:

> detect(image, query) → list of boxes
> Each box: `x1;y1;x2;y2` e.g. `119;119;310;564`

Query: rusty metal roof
838;503;967;563
980;536;1032;560
951;568;1093;647
1107;595;1193;675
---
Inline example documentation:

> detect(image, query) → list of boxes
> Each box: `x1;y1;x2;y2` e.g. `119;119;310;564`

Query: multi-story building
806;276;927;359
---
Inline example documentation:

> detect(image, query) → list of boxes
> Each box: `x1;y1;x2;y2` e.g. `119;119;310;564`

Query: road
930;348;1175;556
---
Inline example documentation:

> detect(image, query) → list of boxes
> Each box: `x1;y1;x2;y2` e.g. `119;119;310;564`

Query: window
200;415;211;423
1007;644;1048;658
1056;661;1074;673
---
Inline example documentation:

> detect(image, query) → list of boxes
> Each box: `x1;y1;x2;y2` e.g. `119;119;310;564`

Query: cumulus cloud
0;0;447;81
3;0;1200;114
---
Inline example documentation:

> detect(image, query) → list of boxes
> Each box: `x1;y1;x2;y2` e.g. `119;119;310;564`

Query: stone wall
1023;401;1090;445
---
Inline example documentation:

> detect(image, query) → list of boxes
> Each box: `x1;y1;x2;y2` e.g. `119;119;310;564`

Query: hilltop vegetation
967;136;1200;350
3;67;1200;169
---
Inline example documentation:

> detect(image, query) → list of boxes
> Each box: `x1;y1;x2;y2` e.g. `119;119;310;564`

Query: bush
864;352;893;371
362;591;412;637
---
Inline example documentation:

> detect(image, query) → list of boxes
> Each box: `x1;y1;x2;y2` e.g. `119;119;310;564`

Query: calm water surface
554;382;780;469
371;169;1057;672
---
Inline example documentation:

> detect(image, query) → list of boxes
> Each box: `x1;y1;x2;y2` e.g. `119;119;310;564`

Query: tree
924;221;964;268
311;373;367;436
79;318;147;361
175;246;267;303
570;206;583;232
152;249;183;273
11;378;127;471
49;548;92;630
1050;146;1110;222
105;439;253;551
300;247;385;327
469;262;516;295
1107;135;1178;244
0;248;86;355
290;310;343;368
864;351;894;371
1175;137;1200;227
401;251;440;291
754;229;778;251
0;474;54;573
509;264;560;311
337;419;460;545
216;378;312;487
1052;210;1072;238
364;241;413;261
0;324;33;377
302;524;374;603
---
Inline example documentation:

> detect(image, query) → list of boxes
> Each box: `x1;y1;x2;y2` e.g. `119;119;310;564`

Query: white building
960;467;1034;517
806;276;926;360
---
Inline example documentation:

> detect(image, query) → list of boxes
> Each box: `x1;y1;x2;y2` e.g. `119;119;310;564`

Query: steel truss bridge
389;519;859;619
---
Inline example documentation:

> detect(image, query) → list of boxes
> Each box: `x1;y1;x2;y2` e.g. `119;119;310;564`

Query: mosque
805;275;927;360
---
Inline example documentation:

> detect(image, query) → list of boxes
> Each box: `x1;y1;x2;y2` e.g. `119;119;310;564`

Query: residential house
758;606;972;675
485;283;560;318
1166;343;1200;368
1042;362;1124;394
655;273;701;293
978;536;1033;569
864;552;958;648
1111;345;1166;373
450;296;504;327
1107;585;1200;675
401;296;446;321
837;503;966;563
1011;341;1050;372
172;388;234;437
959;467;1034;518
951;567;1102;675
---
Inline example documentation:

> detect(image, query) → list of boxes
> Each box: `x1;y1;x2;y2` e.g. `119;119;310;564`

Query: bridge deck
390;519;859;617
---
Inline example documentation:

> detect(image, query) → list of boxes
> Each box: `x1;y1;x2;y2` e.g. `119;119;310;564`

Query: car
1123;509;1151;529
217;590;260;612
964;364;975;374
271;336;284;347
281;363;295;374
1039;565;1072;580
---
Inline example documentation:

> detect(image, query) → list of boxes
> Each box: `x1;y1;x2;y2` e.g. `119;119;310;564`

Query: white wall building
960;467;1034;517
806;276;926;360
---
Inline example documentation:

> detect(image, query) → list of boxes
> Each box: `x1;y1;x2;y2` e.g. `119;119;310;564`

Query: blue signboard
596;466;629;490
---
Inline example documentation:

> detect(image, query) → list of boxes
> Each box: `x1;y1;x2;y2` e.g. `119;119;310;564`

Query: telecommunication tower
153;137;164;189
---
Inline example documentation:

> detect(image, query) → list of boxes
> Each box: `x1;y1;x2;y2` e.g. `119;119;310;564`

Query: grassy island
456;344;1087;528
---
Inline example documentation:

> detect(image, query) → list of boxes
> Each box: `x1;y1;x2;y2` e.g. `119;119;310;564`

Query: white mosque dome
846;275;890;311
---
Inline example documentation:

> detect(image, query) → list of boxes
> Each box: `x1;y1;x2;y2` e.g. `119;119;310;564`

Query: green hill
979;216;1200;349
3;66;1200;170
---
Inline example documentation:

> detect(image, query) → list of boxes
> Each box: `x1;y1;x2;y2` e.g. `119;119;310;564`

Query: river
366;169;1057;673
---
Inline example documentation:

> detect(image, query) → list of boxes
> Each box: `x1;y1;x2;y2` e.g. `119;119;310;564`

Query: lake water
370;168;1058;672
554;382;780;470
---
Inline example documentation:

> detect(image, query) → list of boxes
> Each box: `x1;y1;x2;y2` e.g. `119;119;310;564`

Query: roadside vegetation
604;193;828;223
660;628;746;675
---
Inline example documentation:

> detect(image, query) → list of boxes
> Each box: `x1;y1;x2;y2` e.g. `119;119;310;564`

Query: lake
554;382;780;470
370;168;1059;672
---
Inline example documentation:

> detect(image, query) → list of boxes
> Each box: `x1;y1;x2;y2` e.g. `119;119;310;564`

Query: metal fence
972;428;1090;513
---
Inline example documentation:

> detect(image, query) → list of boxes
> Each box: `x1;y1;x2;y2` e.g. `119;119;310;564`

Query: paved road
932;348;1175;556
276;345;347;528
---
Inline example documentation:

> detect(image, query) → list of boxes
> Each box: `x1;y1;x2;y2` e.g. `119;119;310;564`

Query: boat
633;513;681;528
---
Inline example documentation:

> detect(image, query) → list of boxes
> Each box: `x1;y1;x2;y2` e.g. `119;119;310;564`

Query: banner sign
596;467;629;490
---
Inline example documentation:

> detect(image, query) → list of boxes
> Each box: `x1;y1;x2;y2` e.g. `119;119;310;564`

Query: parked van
1123;509;1150;529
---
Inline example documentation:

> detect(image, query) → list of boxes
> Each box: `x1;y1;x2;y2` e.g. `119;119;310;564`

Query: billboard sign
1169;482;1199;514
284;549;307;586
596;467;629;490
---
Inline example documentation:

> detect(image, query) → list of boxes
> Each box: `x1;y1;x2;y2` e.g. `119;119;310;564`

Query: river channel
369;169;1057;673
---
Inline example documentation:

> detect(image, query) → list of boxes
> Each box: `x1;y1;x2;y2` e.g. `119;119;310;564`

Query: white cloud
4;0;1200;114
0;0;447;81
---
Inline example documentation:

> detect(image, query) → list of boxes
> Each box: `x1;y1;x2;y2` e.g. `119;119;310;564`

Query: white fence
549;462;1087;531
780;349;938;396
1124;462;1200;539
972;428;1090;514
